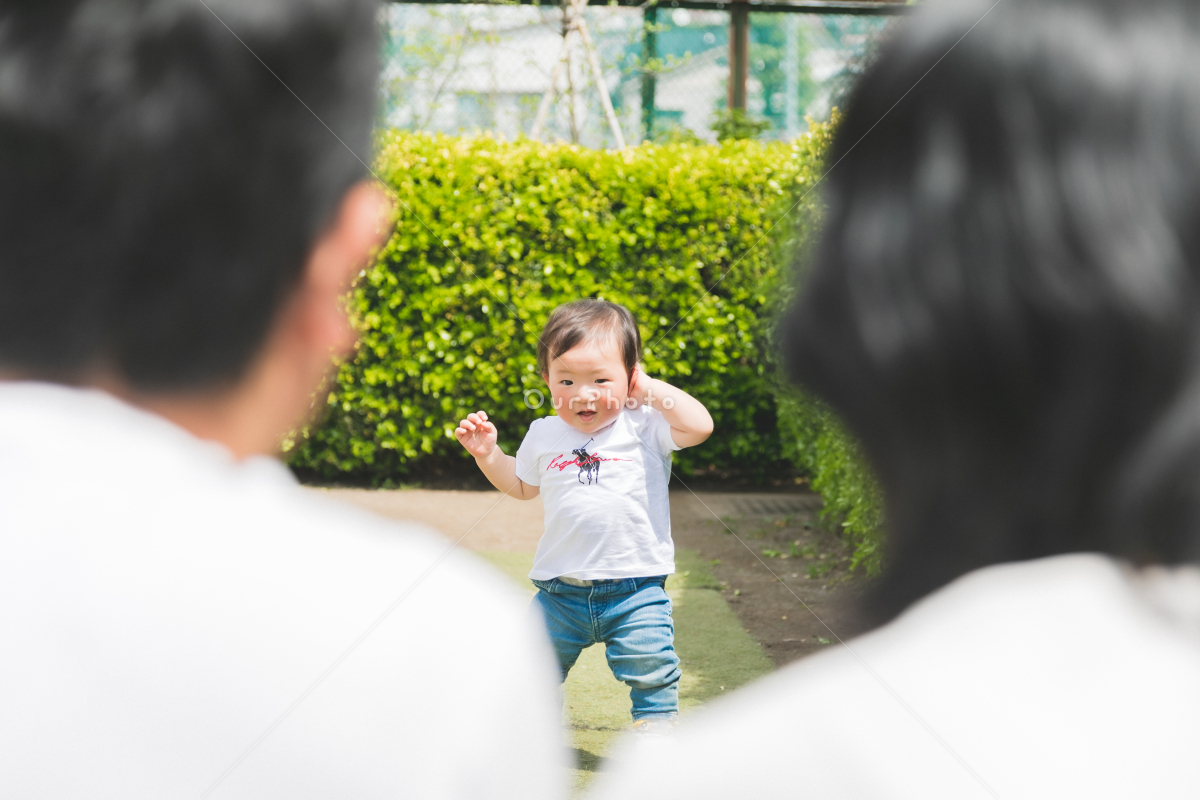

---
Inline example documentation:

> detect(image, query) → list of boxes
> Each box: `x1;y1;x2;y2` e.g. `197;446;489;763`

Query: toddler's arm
630;367;714;448
454;411;540;500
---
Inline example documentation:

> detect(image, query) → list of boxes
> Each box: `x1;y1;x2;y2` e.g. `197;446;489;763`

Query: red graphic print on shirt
547;438;632;485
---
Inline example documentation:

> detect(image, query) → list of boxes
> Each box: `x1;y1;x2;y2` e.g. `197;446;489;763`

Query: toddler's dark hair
537;299;642;378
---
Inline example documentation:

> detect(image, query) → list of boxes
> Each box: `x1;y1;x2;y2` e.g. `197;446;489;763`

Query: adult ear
257;179;391;445
297;181;393;359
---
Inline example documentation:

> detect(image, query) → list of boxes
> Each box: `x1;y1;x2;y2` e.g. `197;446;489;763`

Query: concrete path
312;484;861;789
312;488;820;551
312;488;544;551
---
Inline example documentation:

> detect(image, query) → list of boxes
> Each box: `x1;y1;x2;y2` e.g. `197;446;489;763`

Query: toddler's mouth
577;409;597;423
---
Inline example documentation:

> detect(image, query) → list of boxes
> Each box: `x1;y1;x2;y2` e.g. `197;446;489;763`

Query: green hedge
286;123;886;571
287;127;831;480
775;390;885;574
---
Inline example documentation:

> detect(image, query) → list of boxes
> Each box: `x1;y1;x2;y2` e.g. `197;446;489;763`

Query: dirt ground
317;485;875;668
669;490;875;666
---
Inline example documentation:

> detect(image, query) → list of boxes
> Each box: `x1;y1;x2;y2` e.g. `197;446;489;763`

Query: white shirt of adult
0;382;567;800
588;553;1200;798
515;405;680;581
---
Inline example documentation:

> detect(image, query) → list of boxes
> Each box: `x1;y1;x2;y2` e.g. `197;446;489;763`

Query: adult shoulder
588;554;1200;799
0;385;567;799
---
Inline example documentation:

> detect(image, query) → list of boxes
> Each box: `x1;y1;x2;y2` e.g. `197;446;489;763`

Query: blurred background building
378;1;905;147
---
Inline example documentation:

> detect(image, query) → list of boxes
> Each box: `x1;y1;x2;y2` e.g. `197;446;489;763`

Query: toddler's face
544;337;630;433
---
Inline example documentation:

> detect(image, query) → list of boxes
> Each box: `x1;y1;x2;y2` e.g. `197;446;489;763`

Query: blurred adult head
785;0;1200;619
0;0;387;454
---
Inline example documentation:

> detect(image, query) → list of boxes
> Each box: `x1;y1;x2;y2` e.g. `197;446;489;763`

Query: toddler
454;299;713;735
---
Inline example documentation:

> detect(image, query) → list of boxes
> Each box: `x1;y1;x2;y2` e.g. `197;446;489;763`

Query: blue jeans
531;576;681;721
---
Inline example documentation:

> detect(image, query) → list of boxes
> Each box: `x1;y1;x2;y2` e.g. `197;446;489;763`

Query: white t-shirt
588;553;1200;799
515;405;680;580
0;382;567;800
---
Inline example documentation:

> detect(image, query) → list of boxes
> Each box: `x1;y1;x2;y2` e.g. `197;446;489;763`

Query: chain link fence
379;3;895;147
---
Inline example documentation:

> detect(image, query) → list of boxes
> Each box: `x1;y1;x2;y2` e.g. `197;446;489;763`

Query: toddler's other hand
455;411;498;459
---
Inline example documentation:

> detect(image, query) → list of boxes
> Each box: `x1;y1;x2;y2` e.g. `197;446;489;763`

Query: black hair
0;0;378;390
537;299;642;379
783;0;1200;620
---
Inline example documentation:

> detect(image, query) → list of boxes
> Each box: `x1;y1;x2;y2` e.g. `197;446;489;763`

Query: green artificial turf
475;547;773;791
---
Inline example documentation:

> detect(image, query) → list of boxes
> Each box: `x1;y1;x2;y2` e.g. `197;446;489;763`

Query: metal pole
728;0;749;111
783;13;800;137
388;0;909;16
641;5;657;143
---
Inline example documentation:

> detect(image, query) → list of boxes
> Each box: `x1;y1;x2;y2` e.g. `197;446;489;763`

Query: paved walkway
312;488;819;551
312;485;858;790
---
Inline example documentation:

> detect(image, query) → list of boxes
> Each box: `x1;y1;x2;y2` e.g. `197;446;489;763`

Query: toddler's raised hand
455;411;498;459
629;363;652;406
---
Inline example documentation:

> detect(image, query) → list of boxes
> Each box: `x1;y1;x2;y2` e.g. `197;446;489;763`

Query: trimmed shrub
775;389;885;574
286;121;886;572
287;126;832;481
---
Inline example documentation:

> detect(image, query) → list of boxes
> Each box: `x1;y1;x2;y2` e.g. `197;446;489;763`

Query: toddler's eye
596;378;610;384
560;380;573;386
